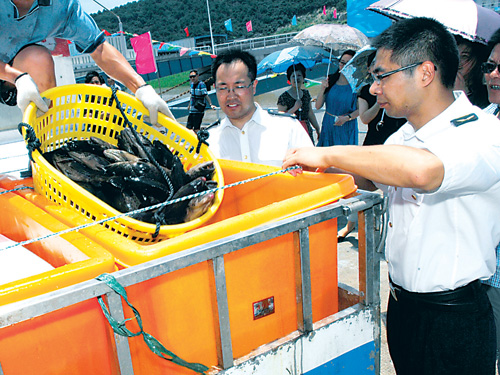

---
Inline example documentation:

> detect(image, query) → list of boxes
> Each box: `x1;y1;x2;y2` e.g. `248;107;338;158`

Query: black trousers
187;112;204;131
387;281;496;375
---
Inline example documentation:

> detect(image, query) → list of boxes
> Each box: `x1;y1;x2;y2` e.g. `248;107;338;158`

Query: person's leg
387;285;496;375
12;44;56;92
485;285;500;373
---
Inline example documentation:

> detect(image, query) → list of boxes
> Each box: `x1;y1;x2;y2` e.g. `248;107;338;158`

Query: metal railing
0;190;383;374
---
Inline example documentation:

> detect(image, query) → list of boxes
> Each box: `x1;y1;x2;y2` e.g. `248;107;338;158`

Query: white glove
15;73;49;114
135;84;175;125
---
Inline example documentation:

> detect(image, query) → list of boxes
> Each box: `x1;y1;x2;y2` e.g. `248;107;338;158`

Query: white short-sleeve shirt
208;103;313;167
380;92;500;292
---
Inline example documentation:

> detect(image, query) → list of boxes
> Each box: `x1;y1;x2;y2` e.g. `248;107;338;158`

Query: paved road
337;215;396;375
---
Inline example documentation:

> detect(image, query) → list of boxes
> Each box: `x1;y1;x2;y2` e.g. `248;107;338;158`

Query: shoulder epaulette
267;109;297;119
451;113;478;127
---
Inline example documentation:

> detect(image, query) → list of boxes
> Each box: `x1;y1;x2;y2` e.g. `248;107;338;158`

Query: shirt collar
12;0;52;20
220;103;264;131
403;91;471;142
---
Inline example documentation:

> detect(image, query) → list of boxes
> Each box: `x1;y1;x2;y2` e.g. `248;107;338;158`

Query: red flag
130;31;157;74
246;20;253;32
333;8;337;19
184;27;189;37
103;29;112;36
323;5;326;15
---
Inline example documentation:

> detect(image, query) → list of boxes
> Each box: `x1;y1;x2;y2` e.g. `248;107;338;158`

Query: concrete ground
336;215;396;375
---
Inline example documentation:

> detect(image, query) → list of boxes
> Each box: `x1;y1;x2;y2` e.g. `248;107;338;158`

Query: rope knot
18;122;41;162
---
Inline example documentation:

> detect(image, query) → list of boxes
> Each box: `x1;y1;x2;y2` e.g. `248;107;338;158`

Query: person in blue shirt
187;69;215;133
0;0;173;125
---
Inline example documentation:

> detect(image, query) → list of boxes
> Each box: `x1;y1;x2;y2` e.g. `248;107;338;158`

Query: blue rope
0;186;34;195
0;166;301;251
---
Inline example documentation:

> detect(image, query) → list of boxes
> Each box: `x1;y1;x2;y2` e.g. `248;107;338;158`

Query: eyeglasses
481;61;500;74
215;81;254;95
370;62;424;85
189;75;197;78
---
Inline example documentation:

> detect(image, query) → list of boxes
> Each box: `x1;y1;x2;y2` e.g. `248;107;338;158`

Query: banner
292;15;297;26
246;20;252;32
224;19;233;32
323;5;326;15
184;27;189;37
130;31;157;74
333;8;337;19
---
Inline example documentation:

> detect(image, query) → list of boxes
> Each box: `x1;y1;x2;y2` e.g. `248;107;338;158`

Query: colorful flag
292;15;297;26
130;31;157;74
103;29;112;36
246;20;253;32
184;27;189;37
180;47;189;56
323;5;326;15
224;19;233;32
333;8;337;19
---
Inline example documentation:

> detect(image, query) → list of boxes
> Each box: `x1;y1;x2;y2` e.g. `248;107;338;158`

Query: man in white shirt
208;50;313;167
283;17;500;375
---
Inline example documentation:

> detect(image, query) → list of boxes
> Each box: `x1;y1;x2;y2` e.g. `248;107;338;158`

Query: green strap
96;273;209;374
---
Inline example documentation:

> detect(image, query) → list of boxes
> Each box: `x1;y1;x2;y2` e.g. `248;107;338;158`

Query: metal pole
206;0;216;55
91;0;126;54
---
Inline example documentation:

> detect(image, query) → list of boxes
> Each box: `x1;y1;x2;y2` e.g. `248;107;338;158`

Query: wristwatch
347;114;352;120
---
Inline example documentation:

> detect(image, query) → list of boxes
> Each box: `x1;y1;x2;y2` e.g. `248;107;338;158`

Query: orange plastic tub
1;160;356;373
0;180;118;374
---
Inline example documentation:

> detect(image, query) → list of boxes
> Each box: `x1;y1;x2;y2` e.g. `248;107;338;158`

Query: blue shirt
189;80;208;114
1;0;105;63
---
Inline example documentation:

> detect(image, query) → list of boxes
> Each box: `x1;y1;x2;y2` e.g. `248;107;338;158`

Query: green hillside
91;0;347;42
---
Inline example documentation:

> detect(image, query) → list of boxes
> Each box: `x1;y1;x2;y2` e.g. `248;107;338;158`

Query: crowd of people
4;1;500;373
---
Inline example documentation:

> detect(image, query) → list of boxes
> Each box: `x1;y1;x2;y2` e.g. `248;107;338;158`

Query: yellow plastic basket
21;84;224;243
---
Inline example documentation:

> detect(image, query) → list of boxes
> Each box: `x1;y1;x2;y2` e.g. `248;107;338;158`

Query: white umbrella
293;24;370;76
367;0;500;45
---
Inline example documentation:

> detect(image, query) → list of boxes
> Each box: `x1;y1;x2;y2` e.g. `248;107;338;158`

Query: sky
79;0;139;15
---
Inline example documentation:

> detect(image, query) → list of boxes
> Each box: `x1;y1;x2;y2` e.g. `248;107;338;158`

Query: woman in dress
277;63;320;141
315;50;358;146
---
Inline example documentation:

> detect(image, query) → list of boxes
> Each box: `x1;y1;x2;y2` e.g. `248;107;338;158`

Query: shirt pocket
401;188;423;205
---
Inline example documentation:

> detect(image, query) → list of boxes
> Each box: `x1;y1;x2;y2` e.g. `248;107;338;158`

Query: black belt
389;279;481;306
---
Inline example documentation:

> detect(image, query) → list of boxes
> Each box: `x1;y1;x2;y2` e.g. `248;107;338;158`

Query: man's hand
135;84;174;124
15;73;49;114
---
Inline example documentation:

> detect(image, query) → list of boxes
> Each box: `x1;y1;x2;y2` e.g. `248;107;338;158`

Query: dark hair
324;49;356;94
85;71;104;84
286;63;306;81
455;35;489;108
212;49;257;82
373;17;459;89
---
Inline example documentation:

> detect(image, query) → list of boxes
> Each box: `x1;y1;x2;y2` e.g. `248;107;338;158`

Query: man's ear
252;79;258;95
421;61;437;87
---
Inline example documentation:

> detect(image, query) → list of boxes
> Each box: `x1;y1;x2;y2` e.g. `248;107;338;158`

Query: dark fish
184;192;215;222
62;138;116;157
52;153;106;183
103;149;142;162
155;177;209;225
186;161;215;181
117;127;154;160
68;151;110;172
152;140;175;169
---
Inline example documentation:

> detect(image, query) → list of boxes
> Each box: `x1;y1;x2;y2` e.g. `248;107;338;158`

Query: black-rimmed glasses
215;82;254;95
481;62;500;74
371;62;424;85
189;75;197;78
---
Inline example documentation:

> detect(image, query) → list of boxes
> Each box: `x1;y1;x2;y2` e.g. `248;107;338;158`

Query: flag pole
206;0;215;55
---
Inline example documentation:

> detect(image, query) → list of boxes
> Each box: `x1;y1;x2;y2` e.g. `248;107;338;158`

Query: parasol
257;45;332;75
292;24;369;76
340;45;377;93
367;0;500;45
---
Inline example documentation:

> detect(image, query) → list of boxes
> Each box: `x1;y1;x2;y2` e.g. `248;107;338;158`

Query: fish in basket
20;84;224;243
